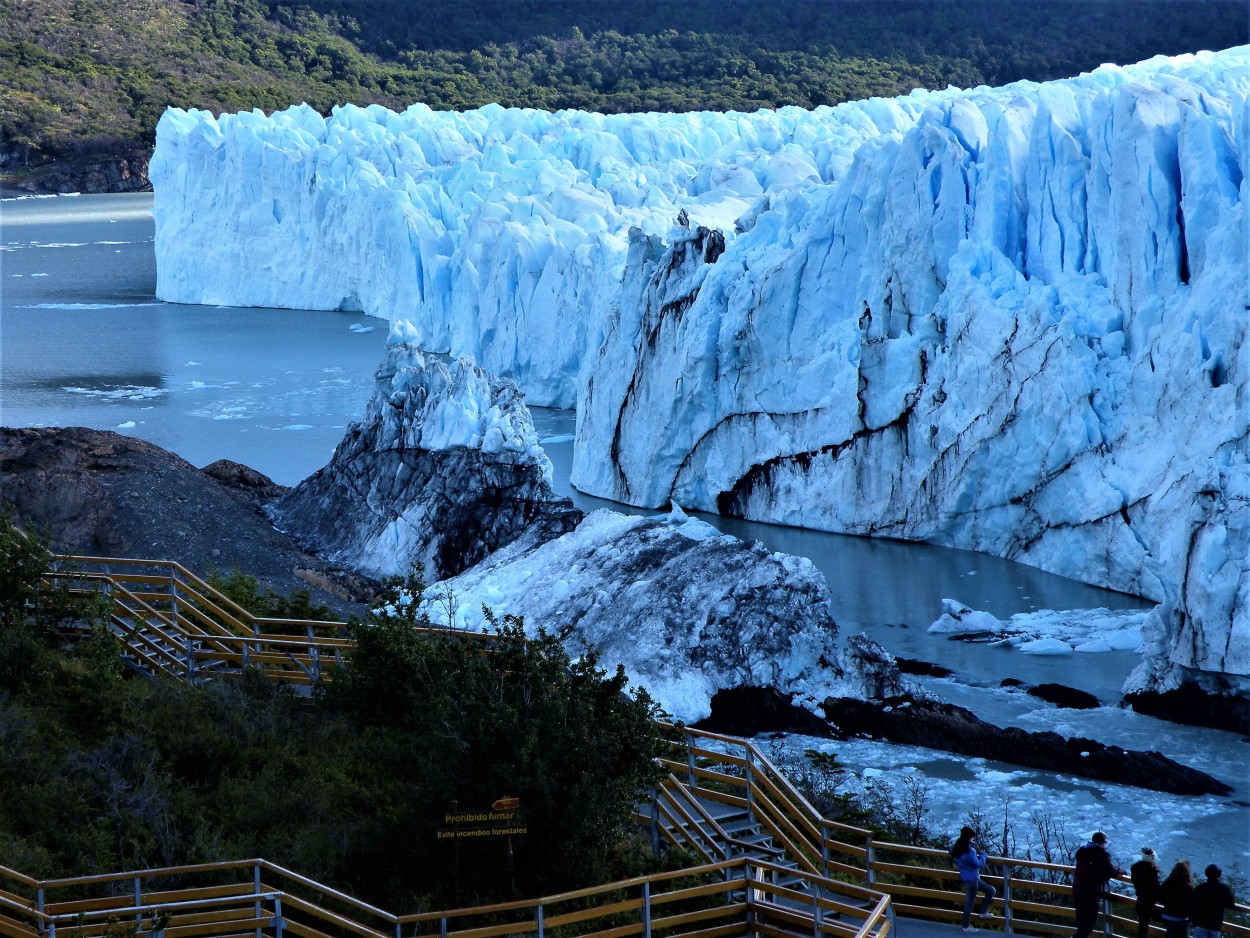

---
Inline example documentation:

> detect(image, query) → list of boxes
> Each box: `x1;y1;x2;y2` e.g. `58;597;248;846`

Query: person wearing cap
1191;864;1237;938
1131;847;1162;938
949;825;996;932
1073;831;1125;938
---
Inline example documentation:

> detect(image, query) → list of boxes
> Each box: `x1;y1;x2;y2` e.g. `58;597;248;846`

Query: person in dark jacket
950;825;996;932
1131;847;1162;938
1159;860;1195;938
1190;864;1237;938
1073;832;1124;938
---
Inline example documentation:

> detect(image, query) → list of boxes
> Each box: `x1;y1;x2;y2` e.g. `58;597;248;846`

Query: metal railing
0;856;893;938
656;726;1250;938
22;554;1249;938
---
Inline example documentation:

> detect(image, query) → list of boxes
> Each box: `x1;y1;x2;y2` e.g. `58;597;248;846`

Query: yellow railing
44;555;492;686
0;856;892;938
24;555;1249;938
657;726;1250;938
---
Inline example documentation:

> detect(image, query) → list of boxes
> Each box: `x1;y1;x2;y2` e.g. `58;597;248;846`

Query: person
1159;860;1195;938
1073;831;1125;938
950;825;996;932
1131;847;1162;938
1190;864;1237;938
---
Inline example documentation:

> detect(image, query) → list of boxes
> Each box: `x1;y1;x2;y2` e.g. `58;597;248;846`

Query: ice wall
151;48;1250;696
573;50;1250;697
151;94;945;406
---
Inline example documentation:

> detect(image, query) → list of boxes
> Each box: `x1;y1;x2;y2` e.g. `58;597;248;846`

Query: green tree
0;516;110;692
326;577;666;901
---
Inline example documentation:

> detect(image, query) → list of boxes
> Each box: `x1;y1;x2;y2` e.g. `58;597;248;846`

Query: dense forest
0;0;1245;178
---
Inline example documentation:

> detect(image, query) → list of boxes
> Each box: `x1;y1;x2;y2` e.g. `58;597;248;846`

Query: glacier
150;47;1249;702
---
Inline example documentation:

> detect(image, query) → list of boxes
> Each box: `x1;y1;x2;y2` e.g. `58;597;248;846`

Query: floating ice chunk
928;599;1005;635
1019;638;1075;655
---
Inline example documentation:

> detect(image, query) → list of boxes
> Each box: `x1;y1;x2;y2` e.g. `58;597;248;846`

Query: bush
325;577;667;901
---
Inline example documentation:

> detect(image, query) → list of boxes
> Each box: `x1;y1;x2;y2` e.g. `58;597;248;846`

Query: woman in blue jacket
951;826;997;932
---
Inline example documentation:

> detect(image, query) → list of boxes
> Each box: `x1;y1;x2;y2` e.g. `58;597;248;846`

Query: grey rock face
271;343;581;581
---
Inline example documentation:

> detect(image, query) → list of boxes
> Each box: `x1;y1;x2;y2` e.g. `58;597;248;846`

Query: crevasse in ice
151;47;1250;697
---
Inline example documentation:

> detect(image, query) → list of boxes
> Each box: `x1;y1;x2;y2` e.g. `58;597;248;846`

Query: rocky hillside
0;426;370;615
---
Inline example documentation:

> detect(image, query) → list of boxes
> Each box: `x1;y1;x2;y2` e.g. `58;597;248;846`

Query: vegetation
0;524;666;907
207;564;336;622
0;0;1244;173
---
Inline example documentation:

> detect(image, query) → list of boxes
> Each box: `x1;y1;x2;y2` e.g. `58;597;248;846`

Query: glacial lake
2;191;1245;874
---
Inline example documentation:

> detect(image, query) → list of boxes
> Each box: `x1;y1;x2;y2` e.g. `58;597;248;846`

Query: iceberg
151;47;1249;701
269;325;581;580
422;507;911;722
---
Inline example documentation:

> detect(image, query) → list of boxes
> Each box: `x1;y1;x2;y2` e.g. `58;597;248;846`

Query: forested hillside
0;0;1245;187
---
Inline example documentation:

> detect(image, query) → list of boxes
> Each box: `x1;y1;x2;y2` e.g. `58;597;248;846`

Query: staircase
31;552;1238;938
642;725;893;928
47;555;356;688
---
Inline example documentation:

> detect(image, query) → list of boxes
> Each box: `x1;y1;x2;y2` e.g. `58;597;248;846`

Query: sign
437;797;527;840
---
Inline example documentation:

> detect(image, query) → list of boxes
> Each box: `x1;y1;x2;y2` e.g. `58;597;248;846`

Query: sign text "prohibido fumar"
437;797;527;840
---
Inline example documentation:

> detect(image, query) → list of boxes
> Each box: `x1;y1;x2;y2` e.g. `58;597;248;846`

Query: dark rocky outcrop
272;343;581;582
1;150;151;194
822;696;1233;797
896;657;955;678
1028;683;1102;710
0;426;369;615
1125;684;1250;736
695;686;834;737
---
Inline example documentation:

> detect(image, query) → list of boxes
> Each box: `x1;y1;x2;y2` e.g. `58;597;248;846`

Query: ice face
151;93;951;407
151;47;1250;695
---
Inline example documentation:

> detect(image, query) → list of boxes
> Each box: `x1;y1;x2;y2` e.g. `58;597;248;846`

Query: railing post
254;862;263;938
1002;865;1014;936
649;786;661;857
865;834;876;886
744;862;757;933
642;882;652;938
813;879;823;938
820;822;829;880
184;635;196;678
168;567;179;628
134;877;142;930
37;888;45;938
273;897;284;938
685;733;697;789
536;904;544;938
307;625;321;683
440;917;447;938
1100;894;1113;938
744;748;755;825
394;924;402;938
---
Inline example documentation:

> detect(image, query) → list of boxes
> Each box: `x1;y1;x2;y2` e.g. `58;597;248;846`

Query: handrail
20;553;1250;938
